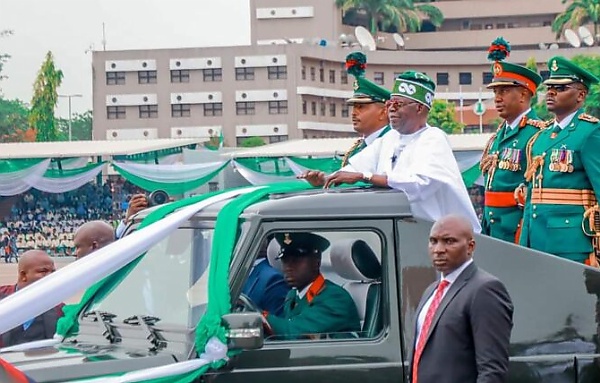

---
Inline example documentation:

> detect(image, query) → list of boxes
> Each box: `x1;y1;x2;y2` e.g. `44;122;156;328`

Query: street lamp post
58;94;83;141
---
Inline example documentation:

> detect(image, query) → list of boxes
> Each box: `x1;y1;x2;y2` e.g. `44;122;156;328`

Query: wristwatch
362;171;374;182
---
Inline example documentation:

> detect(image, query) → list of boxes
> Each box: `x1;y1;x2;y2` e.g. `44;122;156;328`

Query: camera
148;190;169;207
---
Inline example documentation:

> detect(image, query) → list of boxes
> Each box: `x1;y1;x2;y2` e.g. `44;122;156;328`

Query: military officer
520;56;600;266
263;232;361;339
480;38;545;243
300;52;391;187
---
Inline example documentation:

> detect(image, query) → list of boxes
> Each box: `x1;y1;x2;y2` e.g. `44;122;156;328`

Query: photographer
115;191;169;239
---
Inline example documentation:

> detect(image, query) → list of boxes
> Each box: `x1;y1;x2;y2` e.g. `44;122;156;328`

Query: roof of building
230;133;492;158
0;138;207;159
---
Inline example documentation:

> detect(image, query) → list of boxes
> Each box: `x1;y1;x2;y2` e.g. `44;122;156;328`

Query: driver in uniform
262;233;360;339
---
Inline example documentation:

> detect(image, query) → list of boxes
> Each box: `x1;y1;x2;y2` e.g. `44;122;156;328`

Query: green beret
391;71;436;109
544;56;600;89
486;61;542;93
345;51;391;104
274;232;330;259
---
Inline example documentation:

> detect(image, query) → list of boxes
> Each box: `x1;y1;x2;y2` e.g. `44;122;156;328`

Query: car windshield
87;226;213;328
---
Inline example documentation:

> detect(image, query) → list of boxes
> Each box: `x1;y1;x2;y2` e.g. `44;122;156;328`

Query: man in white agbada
324;71;481;232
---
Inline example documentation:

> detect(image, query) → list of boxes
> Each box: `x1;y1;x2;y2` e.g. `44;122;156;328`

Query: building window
341;70;348;84
319;67;325;82
437;72;449;86
139;104;158;118
320;102;326;116
540;70;550;81
329;103;336;117
311;101;316;115
106;71;126;85
236;101;255;115
341;104;349;118
268;66;287;80
204;102;223;116
269;135;288;143
138;70;157;84
310;67;316;81
203;68;222;82
269;100;288;114
301;66;306;80
459;72;472;85
106;106;126;119
302;100;307;114
482;72;493;85
170;69;190;83
236;67;255;81
171;104;191;117
329;70;336;83
374;71;384;85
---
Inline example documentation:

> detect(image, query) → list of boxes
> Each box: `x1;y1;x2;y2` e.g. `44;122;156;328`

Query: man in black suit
410;215;514;383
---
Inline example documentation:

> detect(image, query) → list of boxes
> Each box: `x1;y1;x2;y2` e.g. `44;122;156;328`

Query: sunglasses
546;84;577;93
385;100;419;109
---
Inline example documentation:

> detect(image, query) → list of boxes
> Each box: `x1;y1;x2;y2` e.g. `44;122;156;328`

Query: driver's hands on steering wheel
236;293;274;335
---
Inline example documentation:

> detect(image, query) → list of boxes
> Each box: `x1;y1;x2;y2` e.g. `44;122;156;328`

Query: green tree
427;99;464;134
0;30;13;91
29;51;63;142
525;56;540;106
335;0;443;36
57;110;92;141
0;98;31;142
552;0;600;42
571;54;600;116
240;136;266;147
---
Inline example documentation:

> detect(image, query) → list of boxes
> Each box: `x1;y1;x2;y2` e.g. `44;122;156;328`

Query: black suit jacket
409;262;514;383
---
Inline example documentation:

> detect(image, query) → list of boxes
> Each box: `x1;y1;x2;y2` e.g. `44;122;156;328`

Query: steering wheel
235;293;261;313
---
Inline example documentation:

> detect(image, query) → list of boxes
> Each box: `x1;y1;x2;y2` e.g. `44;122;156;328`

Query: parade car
1;186;600;382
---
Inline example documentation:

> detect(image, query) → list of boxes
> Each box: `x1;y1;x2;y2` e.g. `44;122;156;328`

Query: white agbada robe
342;125;482;233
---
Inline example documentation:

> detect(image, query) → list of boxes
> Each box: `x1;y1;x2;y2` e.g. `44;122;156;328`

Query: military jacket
520;109;600;262
480;110;546;242
266;276;360;339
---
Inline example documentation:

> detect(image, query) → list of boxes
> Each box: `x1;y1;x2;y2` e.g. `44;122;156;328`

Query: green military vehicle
2;187;600;382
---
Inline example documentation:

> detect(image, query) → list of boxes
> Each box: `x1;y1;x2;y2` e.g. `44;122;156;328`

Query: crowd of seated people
0;178;140;257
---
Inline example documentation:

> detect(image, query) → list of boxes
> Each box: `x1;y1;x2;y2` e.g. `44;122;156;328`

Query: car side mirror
222;313;264;350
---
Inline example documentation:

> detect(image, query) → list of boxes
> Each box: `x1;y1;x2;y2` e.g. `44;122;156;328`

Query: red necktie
412;280;450;383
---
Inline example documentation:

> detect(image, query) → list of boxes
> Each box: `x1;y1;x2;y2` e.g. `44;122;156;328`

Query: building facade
92;0;598;144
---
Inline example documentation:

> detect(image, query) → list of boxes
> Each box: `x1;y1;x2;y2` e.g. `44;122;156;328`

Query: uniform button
533;205;537;210
565;219;570;224
490;219;495;223
489;211;493;216
533;213;537;218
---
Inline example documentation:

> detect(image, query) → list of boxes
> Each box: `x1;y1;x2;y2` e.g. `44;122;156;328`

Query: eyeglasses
385;100;419;109
546;84;576;93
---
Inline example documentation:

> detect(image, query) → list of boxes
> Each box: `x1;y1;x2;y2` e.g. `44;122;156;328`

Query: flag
218;129;224;149
0;357;37;383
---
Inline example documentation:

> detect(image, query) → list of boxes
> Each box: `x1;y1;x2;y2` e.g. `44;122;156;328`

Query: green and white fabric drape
0;159;51;196
454;151;483;187
36;162;106;193
113;161;229;195
48;157;91;170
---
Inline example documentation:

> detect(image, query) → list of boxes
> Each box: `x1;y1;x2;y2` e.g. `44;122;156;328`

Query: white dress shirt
415;258;474;341
364;125;390;146
556;109;578;129
342;126;481;233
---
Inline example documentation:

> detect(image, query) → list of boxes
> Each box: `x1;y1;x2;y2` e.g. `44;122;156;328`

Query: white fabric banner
114;160;228;184
34;163;106;193
285;158;311;176
232;160;295;185
454;150;483;186
0;159;51;196
0;187;260;335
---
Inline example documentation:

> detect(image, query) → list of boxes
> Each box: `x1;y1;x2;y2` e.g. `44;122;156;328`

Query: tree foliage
29;51;63;142
552;0;600;41
57;110;92;141
0;98;35;142
0;30;13;93
427;99;464;134
335;0;443;36
571;54;600;116
240;136;266;148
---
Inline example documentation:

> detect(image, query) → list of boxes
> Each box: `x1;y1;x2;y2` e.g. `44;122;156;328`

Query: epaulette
579;113;600;123
525;119;547;129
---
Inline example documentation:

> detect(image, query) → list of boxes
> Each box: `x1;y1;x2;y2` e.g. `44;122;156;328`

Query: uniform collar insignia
283;233;292;245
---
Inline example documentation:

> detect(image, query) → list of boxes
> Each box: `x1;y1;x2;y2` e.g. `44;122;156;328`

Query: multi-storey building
92;0;598;144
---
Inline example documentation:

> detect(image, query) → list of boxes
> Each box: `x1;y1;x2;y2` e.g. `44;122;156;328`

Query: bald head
74;220;115;260
428;215;476;276
18;250;55;288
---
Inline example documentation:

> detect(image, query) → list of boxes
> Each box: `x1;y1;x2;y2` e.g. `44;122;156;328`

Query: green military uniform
265;233;360;339
520;56;600;264
480;53;545;242
341;52;392;167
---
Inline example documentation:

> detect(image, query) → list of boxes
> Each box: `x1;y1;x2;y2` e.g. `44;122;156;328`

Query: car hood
1;342;177;382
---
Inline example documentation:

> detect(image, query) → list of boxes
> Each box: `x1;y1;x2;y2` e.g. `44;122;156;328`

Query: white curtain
232;160;296;185
113;160;227;183
0;159;51;196
35;163;106;193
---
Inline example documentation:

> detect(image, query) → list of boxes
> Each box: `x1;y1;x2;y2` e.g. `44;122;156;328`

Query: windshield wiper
82;310;121;343
122;314;166;350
